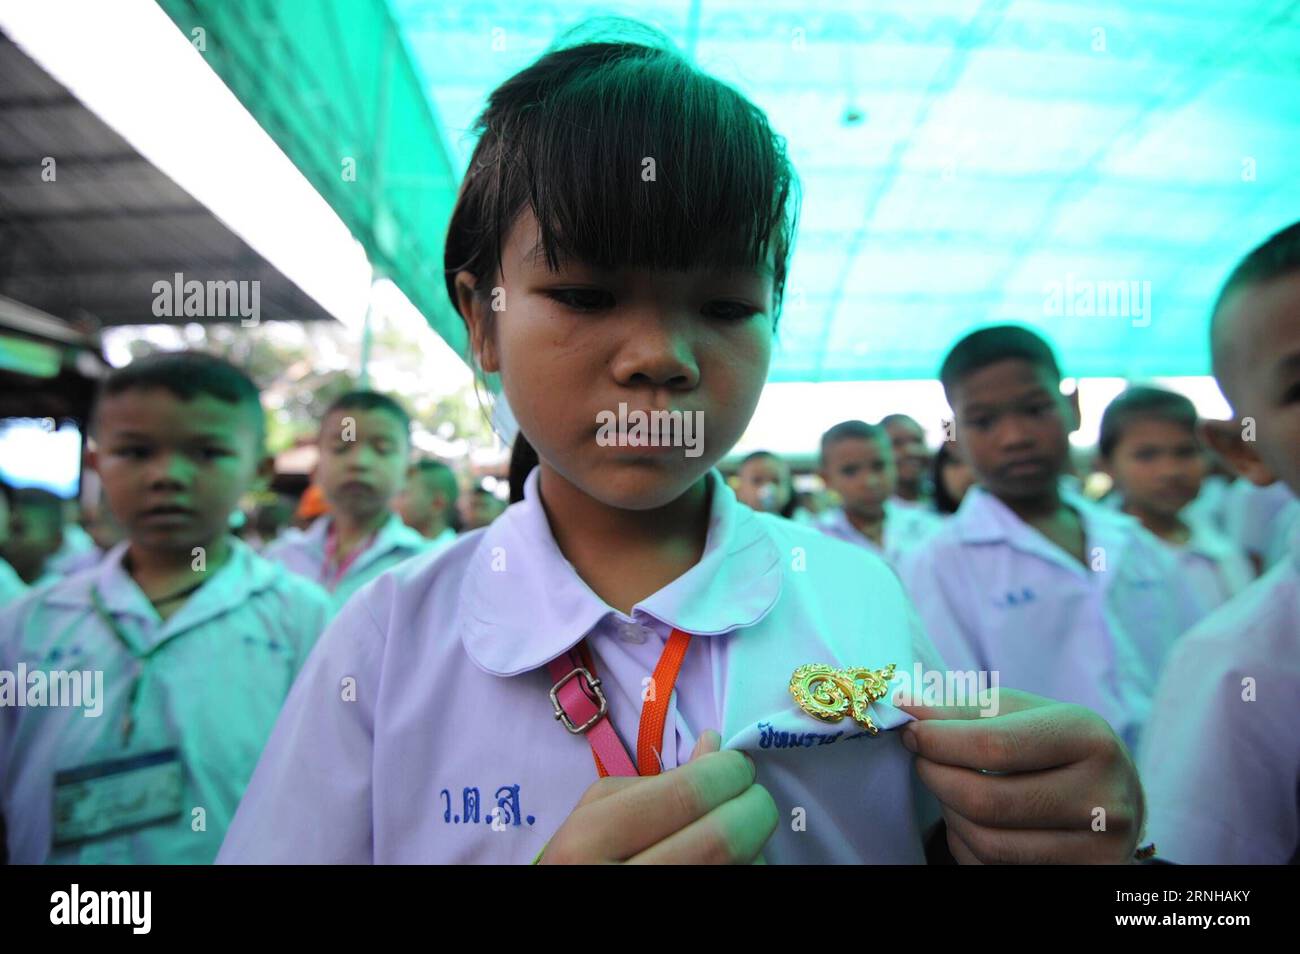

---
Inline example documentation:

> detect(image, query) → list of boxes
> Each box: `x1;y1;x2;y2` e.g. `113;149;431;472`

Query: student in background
1182;451;1235;533
0;480;27;606
1222;477;1298;575
0;487;64;586
0;351;330;863
898;327;1196;752
930;441;975;516
880;414;932;509
396;459;460;548
244;496;295;552
734;450;799;520
1098;385;1252;620
457;484;506;532
791;489;826;522
817;420;941;566
46;498;97;576
1141;220;1300;864
50;495;126;577
264;391;430;608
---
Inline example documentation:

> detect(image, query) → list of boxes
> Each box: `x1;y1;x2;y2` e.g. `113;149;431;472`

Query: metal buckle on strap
550;666;607;734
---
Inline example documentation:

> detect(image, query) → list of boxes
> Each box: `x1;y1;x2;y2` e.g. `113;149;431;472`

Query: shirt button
616;621;649;643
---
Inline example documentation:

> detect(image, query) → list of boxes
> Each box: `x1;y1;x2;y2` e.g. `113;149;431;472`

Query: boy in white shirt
880;413;933;510
395;458;459;549
0;481;27;608
1141;220;1300;863
1098;385;1253;620
1;487;64;587
898;327;1196;752
817;420;941;566
1222;477;1295;575
264;390;429;609
0;351;330;863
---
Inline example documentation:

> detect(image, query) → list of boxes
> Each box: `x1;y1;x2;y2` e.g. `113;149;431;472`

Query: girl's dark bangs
517;54;793;282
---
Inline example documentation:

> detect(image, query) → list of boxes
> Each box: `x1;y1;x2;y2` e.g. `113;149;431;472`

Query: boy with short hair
395;459;459;548
897;327;1195;751
264;390;430;608
0;481;27;606
0;351;331;863
457;484;505;532
817;420;941;566
1140;220;1300;863
879;413;933;509
1098;385;1253;620
1;487;65;586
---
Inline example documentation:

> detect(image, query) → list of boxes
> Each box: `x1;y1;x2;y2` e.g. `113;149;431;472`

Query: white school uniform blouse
0;538;331;864
1159;517;1254;622
219;467;946;864
1139;530;1300;864
428;526;458;550
0;556;26;608
1223;478;1296;568
817;500;942;568
896;486;1197;752
1182;475;1231;535
263;513;431;609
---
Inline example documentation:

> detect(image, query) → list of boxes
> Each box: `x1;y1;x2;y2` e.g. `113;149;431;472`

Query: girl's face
1106;418;1203;519
462;209;775;511
737;457;792;513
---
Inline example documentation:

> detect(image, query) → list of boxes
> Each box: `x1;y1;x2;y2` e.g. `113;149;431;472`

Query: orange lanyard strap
557;628;693;778
635;628;692;776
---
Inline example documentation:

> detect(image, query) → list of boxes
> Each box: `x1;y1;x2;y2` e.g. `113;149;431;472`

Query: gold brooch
788;663;898;735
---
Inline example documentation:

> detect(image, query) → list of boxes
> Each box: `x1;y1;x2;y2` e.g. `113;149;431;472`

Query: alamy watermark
1043;274;1151;327
151;272;261;326
890;663;1001;717
595;402;704;458
50;884;150;934
0;665;103;717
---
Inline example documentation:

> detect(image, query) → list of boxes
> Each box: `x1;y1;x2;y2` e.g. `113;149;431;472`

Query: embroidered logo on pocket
993;587;1036;608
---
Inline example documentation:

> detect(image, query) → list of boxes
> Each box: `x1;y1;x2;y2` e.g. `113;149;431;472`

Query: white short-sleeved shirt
1182;475;1232;535
817;500;942;568
1223;478;1296;567
1139;529;1300;864
263;513;431;609
428;526;457;550
0;538;331;864
219;467;947;864
897;485;1196;752
1160;517;1254;622
0;556;27;609
1267;500;1300;570
45;523;96;576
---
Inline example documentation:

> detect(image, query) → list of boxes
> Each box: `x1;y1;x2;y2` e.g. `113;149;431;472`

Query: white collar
459;467;784;677
43;537;279;646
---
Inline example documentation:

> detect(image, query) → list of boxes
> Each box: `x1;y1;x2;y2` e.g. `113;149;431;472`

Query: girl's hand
899;689;1144;864
538;730;778;864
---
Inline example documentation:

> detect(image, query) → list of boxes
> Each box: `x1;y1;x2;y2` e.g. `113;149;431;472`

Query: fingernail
742;751;756;776
900;724;919;753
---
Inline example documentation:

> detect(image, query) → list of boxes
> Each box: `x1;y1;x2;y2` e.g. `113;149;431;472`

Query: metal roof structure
0;30;337;335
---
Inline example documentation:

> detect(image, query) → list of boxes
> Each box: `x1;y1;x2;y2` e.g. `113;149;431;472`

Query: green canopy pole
357;271;383;388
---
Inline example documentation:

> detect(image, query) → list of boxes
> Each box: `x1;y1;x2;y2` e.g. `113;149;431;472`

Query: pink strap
322;522;376;592
546;650;638;778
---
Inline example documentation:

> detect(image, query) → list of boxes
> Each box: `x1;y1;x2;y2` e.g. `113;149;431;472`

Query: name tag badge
52;748;184;847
